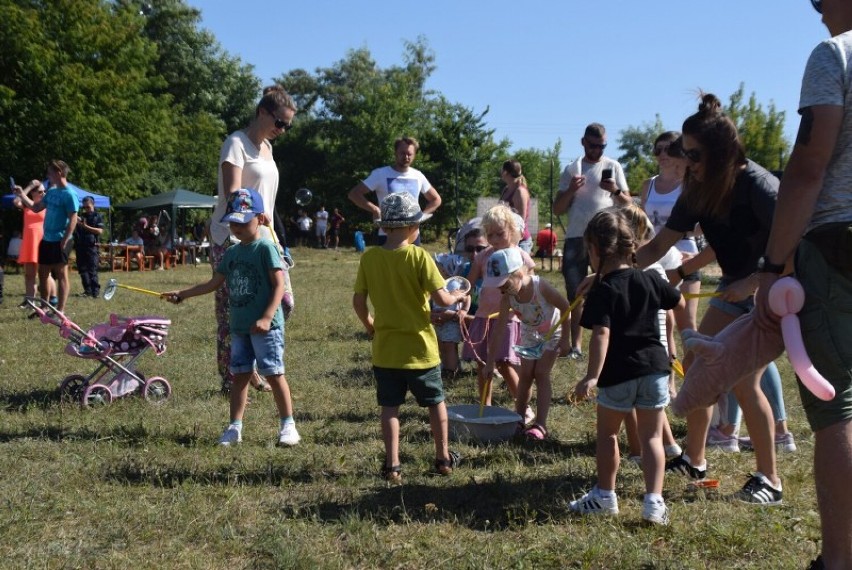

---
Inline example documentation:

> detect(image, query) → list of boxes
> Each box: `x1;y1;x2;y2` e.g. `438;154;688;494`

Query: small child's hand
252;317;272;334
573;377;597;401
163;291;183;304
482;363;495;381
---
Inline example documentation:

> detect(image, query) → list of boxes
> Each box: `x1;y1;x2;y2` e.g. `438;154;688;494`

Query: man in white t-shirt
314;205;329;248
347;136;442;245
552;123;631;359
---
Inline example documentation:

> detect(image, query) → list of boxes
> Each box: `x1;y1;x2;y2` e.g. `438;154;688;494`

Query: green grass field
0;247;821;569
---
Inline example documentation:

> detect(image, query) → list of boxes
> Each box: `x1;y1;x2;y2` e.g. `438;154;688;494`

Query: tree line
0;0;789;240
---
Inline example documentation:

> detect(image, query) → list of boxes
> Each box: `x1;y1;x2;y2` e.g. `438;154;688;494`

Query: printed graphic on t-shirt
228;261;263;309
387;177;420;196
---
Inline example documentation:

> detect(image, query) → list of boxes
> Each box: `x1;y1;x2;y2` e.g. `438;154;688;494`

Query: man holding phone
552;123;630;359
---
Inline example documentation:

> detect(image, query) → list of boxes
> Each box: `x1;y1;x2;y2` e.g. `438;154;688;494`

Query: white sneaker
219;425;242;446
277;423;301;447
642;497;670;525
569;486;618;516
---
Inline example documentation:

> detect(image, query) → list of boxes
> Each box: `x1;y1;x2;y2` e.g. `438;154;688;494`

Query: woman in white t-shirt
210;85;296;395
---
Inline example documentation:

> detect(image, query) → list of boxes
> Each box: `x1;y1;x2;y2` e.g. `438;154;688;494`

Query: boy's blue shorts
230;328;285;376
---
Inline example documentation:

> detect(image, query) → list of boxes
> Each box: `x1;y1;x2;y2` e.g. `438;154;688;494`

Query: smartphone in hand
9;176;15;190
601;168;613;180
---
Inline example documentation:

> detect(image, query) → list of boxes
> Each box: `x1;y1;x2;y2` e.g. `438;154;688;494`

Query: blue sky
191;1;827;165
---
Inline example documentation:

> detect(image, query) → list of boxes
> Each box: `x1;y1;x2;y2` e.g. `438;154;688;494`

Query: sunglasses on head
811;0;821;13
465;245;487;253
586;142;607;151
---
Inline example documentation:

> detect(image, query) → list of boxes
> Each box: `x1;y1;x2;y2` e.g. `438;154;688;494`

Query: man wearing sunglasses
754;1;852;568
553;123;630;359
348;136;442;246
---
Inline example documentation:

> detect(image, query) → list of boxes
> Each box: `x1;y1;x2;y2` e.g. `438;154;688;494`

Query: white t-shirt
800;31;852;230
362;165;433;236
211;131;279;245
315;209;329;230
558;157;629;239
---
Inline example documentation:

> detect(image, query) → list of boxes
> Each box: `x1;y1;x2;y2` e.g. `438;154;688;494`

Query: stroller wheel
143;377;171;404
59;374;88;403
82;384;113;407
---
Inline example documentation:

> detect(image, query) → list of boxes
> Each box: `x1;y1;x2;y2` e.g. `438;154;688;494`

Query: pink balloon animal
672;277;835;416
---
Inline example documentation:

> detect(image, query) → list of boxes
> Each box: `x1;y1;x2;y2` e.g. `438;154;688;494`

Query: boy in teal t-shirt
165;188;299;448
353;192;468;483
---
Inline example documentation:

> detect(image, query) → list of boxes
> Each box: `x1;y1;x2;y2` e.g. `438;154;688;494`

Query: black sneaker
665;454;707;480
733;473;782;505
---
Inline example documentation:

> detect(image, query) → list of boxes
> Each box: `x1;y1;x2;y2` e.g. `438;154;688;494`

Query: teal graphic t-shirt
216;239;284;334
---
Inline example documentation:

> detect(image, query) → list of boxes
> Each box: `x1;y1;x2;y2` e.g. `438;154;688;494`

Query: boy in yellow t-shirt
353;192;467;484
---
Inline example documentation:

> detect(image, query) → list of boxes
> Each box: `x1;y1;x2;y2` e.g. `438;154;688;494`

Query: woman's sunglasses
464;245;487;253
267;109;293;131
811;0;821;14
652;144;670;157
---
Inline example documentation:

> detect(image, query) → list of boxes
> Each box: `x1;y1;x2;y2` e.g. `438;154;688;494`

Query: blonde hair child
461;204;533;411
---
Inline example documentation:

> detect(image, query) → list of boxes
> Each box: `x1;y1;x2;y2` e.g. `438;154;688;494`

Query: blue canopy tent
1;183;113;242
1;182;111;209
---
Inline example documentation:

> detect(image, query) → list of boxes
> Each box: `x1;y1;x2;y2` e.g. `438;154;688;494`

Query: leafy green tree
0;0;176;203
726;83;790;171
117;0;261;193
273;38;507;239
617;115;665;195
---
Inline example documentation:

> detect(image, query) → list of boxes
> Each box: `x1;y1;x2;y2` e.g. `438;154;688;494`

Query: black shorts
38;240;69;265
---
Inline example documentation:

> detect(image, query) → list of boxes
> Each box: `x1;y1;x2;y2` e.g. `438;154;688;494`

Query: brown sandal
434;450;462;475
381;464;402;484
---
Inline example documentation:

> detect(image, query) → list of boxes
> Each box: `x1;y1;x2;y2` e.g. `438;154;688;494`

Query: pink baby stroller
25;297;173;407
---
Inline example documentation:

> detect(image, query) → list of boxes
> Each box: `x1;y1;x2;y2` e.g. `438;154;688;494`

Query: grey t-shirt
800;31;852;230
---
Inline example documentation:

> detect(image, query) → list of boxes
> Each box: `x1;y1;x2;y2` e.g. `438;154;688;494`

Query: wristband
676;266;687;280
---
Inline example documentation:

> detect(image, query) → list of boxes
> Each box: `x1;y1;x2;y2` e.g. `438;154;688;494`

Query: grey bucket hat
377;192;423;228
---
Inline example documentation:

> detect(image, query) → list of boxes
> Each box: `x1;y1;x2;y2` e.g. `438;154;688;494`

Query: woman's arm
638;178;652;209
221;162;243;196
516;186;530;222
635;227;682;269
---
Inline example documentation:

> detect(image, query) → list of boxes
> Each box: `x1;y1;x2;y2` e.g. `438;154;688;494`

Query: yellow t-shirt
354;244;445;369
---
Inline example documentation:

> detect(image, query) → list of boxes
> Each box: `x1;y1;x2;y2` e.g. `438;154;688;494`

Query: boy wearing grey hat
353;192;466;483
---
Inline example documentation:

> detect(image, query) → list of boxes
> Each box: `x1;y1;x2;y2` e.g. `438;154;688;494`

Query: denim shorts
597;373;670;412
435;320;462;343
374;365;445;407
795;239;852;431
230;328;285;376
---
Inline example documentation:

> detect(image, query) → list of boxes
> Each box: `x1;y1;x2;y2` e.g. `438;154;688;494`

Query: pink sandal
523;424;547;441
